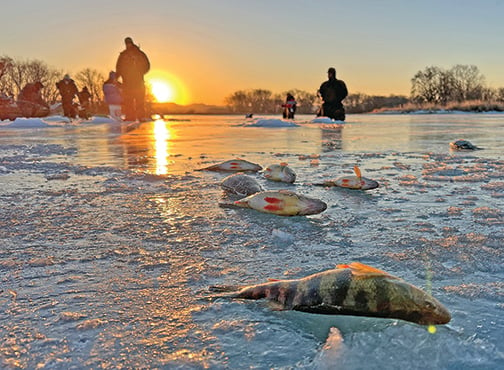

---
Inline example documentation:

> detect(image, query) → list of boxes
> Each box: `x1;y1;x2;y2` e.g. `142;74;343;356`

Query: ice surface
0;113;503;369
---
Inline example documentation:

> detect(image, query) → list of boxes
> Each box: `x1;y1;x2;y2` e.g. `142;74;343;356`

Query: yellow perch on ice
196;159;263;172
233;190;327;216
209;262;451;325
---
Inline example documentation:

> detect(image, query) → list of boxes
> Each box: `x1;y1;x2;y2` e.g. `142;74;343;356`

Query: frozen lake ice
0;113;502;369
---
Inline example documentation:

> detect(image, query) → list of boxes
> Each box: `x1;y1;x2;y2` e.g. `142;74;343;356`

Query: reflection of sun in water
150;80;174;103
153;119;170;174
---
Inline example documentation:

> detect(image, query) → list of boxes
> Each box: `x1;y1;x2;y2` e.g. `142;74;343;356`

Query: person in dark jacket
282;93;297;119
17;82;49;117
56;74;78;118
77;86;92;119
115;37;150;121
317;67;348;121
103;71;123;120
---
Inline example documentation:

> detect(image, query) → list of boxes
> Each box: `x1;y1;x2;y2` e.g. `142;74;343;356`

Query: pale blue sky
2;0;503;104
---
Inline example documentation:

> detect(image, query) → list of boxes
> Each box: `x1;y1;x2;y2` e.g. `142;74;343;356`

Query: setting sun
146;70;190;105
150;80;174;103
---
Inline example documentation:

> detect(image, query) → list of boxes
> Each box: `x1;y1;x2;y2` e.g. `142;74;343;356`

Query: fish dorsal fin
336;262;397;279
353;165;362;179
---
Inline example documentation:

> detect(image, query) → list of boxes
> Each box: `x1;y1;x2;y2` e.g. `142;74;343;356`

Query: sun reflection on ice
153;119;170;175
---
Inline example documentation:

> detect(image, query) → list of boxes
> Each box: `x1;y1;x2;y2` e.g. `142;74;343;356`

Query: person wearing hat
115;37;150;121
282;93;297;119
103;71;123;120
317;67;348;121
56;74;79;118
77;86;92;119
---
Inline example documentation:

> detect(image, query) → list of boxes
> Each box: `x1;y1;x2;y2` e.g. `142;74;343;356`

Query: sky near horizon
2;0;504;105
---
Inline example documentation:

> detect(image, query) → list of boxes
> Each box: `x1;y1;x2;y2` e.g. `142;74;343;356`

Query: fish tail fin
195;164;217;171
208;285;241;293
207;285;243;299
233;199;249;208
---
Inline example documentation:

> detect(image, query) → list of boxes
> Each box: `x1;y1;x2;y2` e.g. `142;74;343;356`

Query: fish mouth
361;180;379;190
418;307;452;325
283;174;296;183
298;198;327;215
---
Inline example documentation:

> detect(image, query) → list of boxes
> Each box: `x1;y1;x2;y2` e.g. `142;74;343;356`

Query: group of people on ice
8;36;150;122
281;67;348;121
102;37;151;121
9;35;349;122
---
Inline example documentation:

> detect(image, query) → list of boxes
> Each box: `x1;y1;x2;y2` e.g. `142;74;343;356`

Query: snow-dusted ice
0;113;502;369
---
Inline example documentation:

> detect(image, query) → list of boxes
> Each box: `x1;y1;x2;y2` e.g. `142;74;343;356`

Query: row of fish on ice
196;159;451;327
196;159;378;216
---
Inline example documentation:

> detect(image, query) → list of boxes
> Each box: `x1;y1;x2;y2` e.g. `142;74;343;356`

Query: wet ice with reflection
0;113;503;368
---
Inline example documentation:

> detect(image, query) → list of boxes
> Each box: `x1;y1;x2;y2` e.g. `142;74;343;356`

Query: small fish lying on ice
233;190;327;216
220;173;263;197
314;166;379;190
263;162;296;183
209;262;451;325
449;139;482;151
196;159;262;172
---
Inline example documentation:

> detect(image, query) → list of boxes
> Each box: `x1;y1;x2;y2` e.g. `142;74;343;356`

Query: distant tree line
225;88;411;114
225;64;504;114
3;54;504;115
410;64;504;105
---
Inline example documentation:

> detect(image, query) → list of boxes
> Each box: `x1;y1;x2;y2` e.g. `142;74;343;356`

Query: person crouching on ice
282;93;297;119
17;82;49;117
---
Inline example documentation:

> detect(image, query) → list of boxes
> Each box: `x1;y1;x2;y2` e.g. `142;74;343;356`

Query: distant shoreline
150;100;504;116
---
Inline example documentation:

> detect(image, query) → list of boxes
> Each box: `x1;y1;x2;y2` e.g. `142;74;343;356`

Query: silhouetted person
115;37;150;121
56;74;78;118
78;86;92;118
17;82;49;117
317;67;348;121
103;71;123;120
282;93;297;119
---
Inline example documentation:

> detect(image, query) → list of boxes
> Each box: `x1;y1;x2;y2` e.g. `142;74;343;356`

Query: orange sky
2;1;504;105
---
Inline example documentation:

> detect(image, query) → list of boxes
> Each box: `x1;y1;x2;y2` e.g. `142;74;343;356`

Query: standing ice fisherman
56;74;79;118
77;86;92;119
317;67;348;121
115;37;150;121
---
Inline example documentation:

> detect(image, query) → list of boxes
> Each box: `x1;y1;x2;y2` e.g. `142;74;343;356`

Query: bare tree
74;68;105;104
450;64;485;101
225;90;249;113
411;66;448;104
411;64;487;105
0;56;14;93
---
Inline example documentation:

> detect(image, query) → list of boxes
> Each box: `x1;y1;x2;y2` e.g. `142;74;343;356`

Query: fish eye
423;300;435;310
